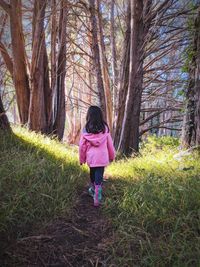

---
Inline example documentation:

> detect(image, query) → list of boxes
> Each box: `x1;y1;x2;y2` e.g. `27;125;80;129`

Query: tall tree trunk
0;94;10;130
96;0;113;130
53;0;67;140
182;7;200;147
194;8;200;146
88;0;107;120
87;22;93;105
181;79;196;147
43;46;52;133
114;3;131;147
50;0;57;118
118;0;144;154
110;0;118;122
29;1;51;133
0;0;30;124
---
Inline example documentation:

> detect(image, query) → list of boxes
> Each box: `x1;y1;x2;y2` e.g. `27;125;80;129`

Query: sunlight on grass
0;127;87;244
13;126;79;163
104;136;200;266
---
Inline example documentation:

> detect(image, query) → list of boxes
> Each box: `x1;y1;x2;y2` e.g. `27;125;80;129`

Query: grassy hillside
0;127;87;253
104;137;200;266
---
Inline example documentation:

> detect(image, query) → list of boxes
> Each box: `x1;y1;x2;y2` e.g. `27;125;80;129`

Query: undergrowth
104;136;200;266
0;127;87;255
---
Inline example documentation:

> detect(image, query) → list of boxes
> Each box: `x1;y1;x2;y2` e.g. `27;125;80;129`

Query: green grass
0;127;87;250
1;129;200;266
104;136;200;266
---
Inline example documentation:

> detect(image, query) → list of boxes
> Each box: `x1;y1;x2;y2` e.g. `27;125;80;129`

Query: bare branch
0;41;13;77
0;0;11;14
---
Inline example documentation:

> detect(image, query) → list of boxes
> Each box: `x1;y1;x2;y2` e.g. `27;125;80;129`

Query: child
79;106;115;206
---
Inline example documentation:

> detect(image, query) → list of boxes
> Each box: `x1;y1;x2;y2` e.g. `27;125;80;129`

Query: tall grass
0;127;87;248
1;129;200;266
104;136;200;266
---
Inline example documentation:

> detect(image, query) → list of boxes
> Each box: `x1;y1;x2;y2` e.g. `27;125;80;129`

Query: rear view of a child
79;106;115;206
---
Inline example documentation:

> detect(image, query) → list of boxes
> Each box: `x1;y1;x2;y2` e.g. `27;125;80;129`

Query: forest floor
0;128;113;267
1;128;200;266
3;185;113;267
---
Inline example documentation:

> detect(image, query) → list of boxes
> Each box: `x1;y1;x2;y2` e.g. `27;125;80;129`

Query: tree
0;94;10;130
89;0;107;120
0;0;68;139
0;0;30;124
97;0;113;129
117;0;145;154
0;0;195;147
52;0;67;140
115;0;189;154
28;1;52;133
182;6;200;147
110;0;118;119
114;2;131;147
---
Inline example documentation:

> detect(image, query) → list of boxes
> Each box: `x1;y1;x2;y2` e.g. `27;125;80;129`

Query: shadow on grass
103;171;200;266
0;130;88;262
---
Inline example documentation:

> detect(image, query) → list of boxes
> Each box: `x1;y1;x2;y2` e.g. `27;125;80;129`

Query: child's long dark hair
85;106;109;134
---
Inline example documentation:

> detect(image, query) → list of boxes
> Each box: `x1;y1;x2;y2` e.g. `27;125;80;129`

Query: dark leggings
90;167;104;185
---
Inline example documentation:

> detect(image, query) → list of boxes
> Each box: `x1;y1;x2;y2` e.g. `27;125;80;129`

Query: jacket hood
83;132;108;147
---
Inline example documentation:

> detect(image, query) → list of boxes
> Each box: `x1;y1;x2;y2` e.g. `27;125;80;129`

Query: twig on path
95;257;99;267
63;255;74;267
71;224;90;237
17;235;54;242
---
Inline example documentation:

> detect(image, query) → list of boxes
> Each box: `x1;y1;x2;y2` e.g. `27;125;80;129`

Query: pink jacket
79;128;115;167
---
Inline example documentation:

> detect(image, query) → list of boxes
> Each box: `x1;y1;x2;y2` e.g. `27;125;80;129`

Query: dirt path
4;186;113;267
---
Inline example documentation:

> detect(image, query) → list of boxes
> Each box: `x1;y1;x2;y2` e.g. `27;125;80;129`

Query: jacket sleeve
79;135;87;164
107;133;115;161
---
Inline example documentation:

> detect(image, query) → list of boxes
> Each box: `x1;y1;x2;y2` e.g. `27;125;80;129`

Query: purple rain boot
94;184;102;207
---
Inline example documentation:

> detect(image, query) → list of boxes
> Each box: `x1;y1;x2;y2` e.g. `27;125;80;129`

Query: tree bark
181;80;196;147
110;0;118;121
50;0;57;107
96;0;113;130
53;0;67;140
28;1;51;133
114;2;131;147
118;0;144;154
9;0;30;124
88;0;107;120
182;7;200;147
0;94;10;130
194;8;200;145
